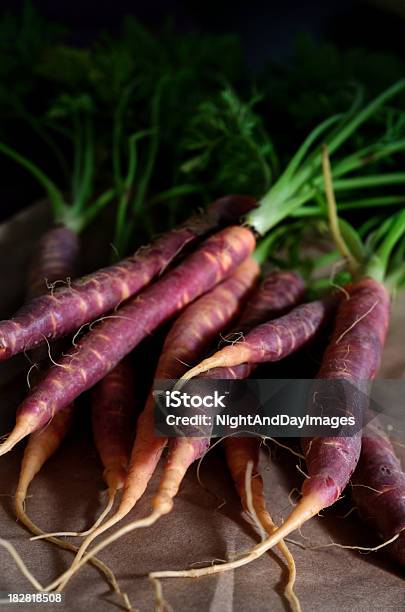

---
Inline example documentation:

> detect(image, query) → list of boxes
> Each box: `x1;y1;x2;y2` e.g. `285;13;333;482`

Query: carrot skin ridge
302;277;390;508
0;196;254;360
352;424;405;566
1;226;255;455
91;358;136;492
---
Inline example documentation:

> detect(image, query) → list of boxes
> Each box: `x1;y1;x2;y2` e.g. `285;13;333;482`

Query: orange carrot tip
15;404;74;537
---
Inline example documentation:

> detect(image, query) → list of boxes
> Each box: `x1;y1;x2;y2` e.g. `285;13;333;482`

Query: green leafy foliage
180;88;276;196
0;3;404;280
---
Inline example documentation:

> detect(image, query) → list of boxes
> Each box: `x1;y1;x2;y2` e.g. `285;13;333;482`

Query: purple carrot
64;272;305;592
0;225;255;456
0;196;255;360
352;423;405;566
301;278;390;509
179;294;336;382
91;359;135;494
26;226;80;301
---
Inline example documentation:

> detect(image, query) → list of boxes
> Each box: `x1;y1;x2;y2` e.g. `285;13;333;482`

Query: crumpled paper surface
0;204;404;612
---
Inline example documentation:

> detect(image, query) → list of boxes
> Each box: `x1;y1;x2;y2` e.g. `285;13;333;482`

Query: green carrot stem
376;209;405;273
131;83;162;216
0;142;66;221
293;195;405;218
13;97;69;182
71;112;83;203
338;195;405;209
330;138;405;178
278;114;342;187
253;227;287;265
318;173;405;190
326;79;405;155
359;216;385;238
322;144;360;276
112;82;136;189
114;134;139;254
148;184;202;206
72;112;94;213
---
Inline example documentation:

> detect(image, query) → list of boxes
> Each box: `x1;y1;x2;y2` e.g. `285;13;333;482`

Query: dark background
3;1;405;68
1;0;405;222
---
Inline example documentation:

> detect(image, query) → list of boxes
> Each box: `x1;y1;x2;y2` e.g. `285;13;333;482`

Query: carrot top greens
322;144;405;288
0;7;246;241
245;80;405;235
1;4;405;262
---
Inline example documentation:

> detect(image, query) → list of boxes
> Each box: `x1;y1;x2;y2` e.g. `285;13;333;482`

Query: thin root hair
41;335;70;369
336;506;358;519
109;242;121;260
26;363;39;389
295;465;309;479
219;331;245;346
335;301;379;345
265;438;305;460
286;532;401;554
149;577;173;612
350;482;383;494
288;488;302;508
244;461;267;540
0;539;44;591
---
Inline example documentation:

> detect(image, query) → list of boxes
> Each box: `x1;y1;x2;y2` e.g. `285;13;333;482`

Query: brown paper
0;204;403;611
